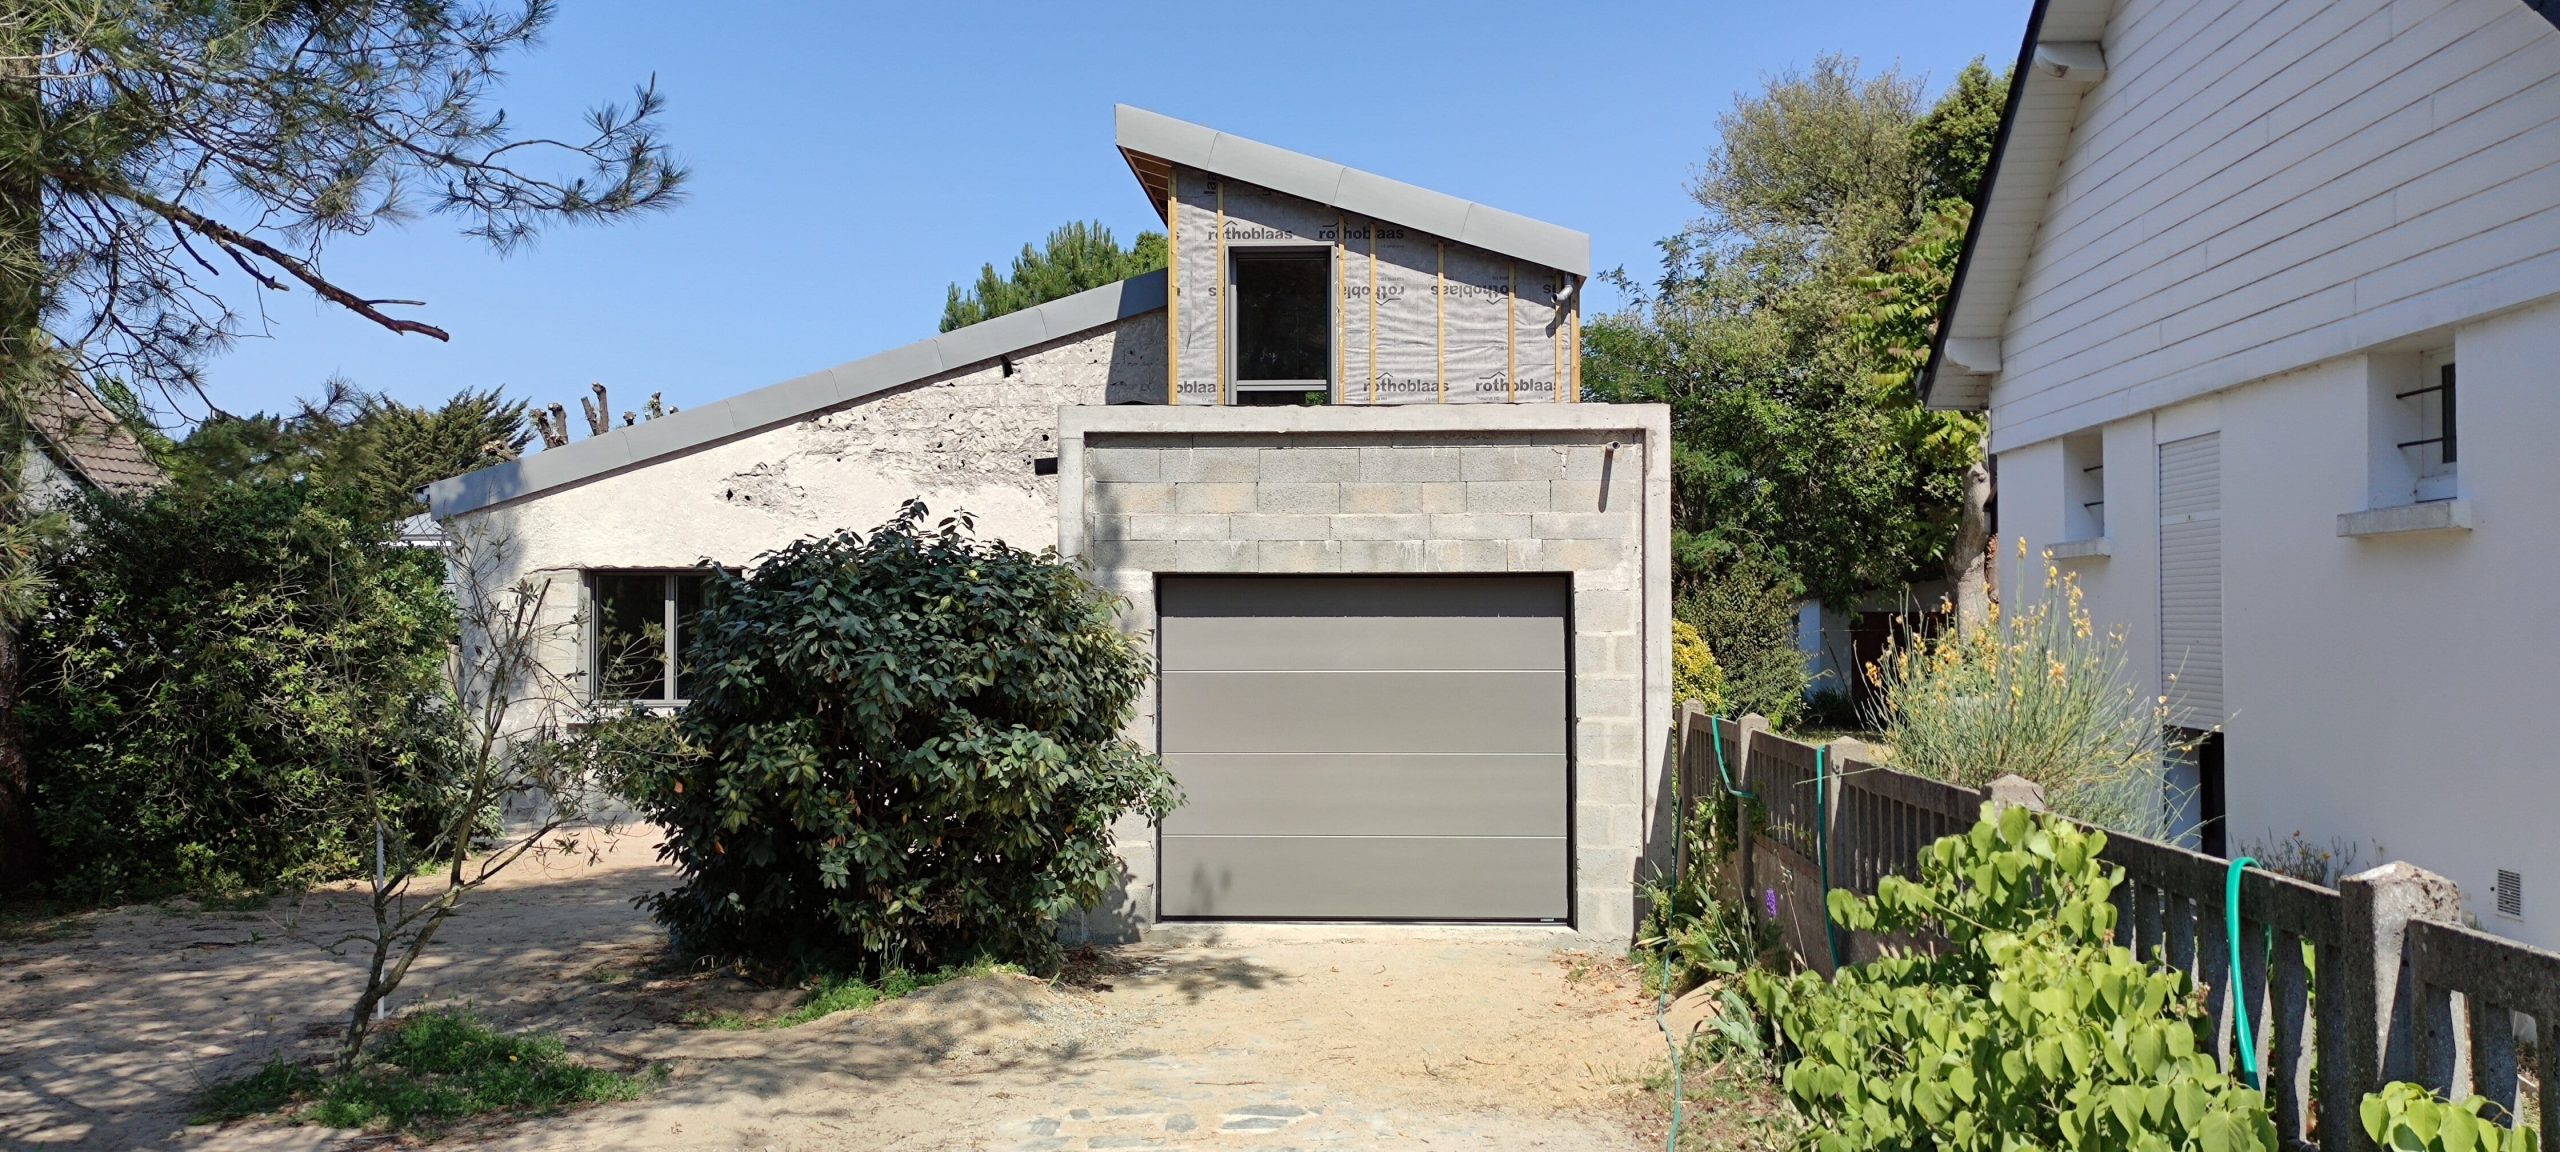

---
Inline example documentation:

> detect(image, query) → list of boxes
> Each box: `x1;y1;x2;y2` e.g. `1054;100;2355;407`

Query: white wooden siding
1988;0;2560;450
2158;433;2223;728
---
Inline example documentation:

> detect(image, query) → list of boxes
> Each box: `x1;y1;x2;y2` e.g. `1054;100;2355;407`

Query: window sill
2047;537;2110;560
2337;499;2472;538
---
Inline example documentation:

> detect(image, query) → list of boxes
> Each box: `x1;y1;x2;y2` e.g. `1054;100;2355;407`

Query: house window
2400;352;2456;502
1229;248;1330;405
590;570;708;703
2063;433;2105;540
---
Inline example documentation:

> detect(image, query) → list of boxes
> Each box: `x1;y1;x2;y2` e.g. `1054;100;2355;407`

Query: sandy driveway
0;831;1671;1149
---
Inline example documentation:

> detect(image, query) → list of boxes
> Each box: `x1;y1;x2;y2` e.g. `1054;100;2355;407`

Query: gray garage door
1156;575;1570;921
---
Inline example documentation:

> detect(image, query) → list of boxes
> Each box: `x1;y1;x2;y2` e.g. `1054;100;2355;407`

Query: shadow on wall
1103;312;1169;405
1068;857;1152;946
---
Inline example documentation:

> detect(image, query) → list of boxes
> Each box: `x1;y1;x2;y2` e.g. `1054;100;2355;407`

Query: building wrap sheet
1162;165;1577;405
1170;168;1223;404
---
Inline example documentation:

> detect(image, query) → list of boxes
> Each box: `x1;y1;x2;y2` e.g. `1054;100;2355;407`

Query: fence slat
2167;893;2196;976
2414;980;2459;1098
2468;998;2515;1118
2272;929;2311;1147
2198;895;2233;1071
2536;1020;2558;1151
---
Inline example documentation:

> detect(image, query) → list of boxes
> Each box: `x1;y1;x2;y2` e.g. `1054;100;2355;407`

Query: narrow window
590;570;711;703
1229;248;1330;405
2063;433;2106;541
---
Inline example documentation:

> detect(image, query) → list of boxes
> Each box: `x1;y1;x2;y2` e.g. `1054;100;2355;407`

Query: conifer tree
941;221;1166;331
0;0;684;890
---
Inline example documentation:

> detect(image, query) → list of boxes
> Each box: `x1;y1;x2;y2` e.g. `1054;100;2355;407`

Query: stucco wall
1998;292;2560;948
1056;404;1674;945
446;310;1166;705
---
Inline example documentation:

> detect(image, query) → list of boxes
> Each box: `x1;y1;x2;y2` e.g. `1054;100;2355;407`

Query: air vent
2495;869;2524;920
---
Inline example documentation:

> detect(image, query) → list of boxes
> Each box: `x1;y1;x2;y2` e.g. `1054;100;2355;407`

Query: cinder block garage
1155;575;1571;921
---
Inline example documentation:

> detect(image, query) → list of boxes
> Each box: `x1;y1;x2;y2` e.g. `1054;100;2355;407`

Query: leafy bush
633;501;1180;976
195;1010;657;1134
24;481;453;900
1862;547;2180;838
1678;549;1808;726
1748;805;2279;1151
2362;1082;2539;1152
1643;798;1769;992
1672;620;1727;715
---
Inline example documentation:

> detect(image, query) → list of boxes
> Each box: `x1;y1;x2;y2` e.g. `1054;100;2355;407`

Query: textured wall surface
449;311;1166;706
1058;405;1674;945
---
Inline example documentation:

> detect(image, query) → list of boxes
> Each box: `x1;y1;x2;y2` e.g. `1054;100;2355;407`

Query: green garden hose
2225;855;2261;1090
1815;745;1846;971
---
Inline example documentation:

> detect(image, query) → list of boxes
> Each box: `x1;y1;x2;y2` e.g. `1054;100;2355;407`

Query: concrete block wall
1059;405;1674;945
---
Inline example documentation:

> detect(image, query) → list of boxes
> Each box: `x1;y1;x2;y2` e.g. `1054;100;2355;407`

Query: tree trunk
0;21;48;894
1945;445;1993;630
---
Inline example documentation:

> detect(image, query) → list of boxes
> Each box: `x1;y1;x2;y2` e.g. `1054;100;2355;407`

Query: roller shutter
2159;433;2223;728
1155;576;1570;921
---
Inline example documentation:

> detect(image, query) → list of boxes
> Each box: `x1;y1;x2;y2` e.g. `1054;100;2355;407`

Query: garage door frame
1151;572;1577;926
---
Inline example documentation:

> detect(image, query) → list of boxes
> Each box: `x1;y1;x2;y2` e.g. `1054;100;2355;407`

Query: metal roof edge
425;269;1170;518
1113;104;1591;277
1917;0;2055;411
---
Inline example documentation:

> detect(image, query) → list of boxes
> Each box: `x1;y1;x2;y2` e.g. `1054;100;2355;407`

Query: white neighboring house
1923;0;2560;945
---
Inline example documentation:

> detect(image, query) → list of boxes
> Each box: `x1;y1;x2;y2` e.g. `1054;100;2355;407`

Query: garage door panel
1158;670;1565;755
1158;753;1566;837
1160;613;1564;672
1160;576;1568;622
1159;835;1568;919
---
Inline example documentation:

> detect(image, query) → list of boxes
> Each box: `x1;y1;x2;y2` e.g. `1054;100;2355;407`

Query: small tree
634;500;1180;976
300;525;677;1069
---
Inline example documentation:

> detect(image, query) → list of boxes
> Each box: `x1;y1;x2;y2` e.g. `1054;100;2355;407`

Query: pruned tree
0;1;685;889
299;524;679;1068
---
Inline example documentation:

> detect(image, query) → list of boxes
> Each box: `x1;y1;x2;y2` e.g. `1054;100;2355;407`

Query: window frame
2400;351;2457;503
585;569;707;706
1225;245;1334;402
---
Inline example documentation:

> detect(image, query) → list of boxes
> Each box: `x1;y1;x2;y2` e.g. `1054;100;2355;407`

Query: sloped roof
1114;106;1592;277
26;381;165;496
424;270;1166;518
1917;0;2111;411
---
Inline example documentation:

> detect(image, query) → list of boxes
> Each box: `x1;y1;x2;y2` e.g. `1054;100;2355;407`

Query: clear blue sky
189;0;2032;425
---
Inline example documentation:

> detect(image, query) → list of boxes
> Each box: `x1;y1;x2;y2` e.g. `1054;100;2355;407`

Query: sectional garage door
1155;575;1570;921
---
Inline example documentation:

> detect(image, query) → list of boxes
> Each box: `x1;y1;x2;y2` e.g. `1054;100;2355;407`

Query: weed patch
194;1010;659;1135
683;960;1021;1030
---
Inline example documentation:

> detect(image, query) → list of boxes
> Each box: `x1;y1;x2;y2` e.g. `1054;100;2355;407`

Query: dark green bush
24;481;453;900
1677;548;1808;726
633;501;1179;975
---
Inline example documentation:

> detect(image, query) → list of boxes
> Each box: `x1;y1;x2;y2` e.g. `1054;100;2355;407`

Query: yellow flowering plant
1863;541;2188;839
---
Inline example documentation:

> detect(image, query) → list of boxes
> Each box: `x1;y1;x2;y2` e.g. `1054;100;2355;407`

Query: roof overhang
1918;0;2114;411
424;270;1167;518
1114;105;1592;277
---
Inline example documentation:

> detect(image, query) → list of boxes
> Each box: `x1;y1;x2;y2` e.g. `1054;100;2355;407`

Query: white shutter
2158;433;2223;728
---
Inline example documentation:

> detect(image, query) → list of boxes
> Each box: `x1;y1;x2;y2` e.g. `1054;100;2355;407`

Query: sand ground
0;830;1675;1150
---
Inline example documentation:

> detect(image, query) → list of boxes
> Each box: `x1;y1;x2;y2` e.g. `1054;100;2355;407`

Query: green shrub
1678;549;1808;726
1862;547;2180;838
632;501;1181;976
1671;620;1727;715
1642;798;1768;993
2362;1082;2539;1152
1748;805;2278;1151
195;1010;656;1134
25;481;453;900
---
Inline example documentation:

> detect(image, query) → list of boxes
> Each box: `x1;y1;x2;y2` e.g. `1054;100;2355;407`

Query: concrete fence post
2337;861;2466;1150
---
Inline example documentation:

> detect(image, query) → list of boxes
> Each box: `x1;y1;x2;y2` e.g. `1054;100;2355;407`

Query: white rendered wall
446;312;1166;705
1998;293;2560;948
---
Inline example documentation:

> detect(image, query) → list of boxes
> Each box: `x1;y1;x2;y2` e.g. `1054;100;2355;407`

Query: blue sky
188;1;2032;425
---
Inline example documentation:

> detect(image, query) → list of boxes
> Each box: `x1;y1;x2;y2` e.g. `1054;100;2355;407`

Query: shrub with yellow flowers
1863;540;2188;839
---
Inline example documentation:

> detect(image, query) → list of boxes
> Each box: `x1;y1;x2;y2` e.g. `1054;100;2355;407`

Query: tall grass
1863;543;2189;840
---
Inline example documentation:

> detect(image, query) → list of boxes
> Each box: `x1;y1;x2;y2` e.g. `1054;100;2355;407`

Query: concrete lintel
1059;403;1665;441
2047;536;2111;560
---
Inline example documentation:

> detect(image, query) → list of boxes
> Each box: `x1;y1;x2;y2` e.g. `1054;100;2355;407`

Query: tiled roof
25;381;165;497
